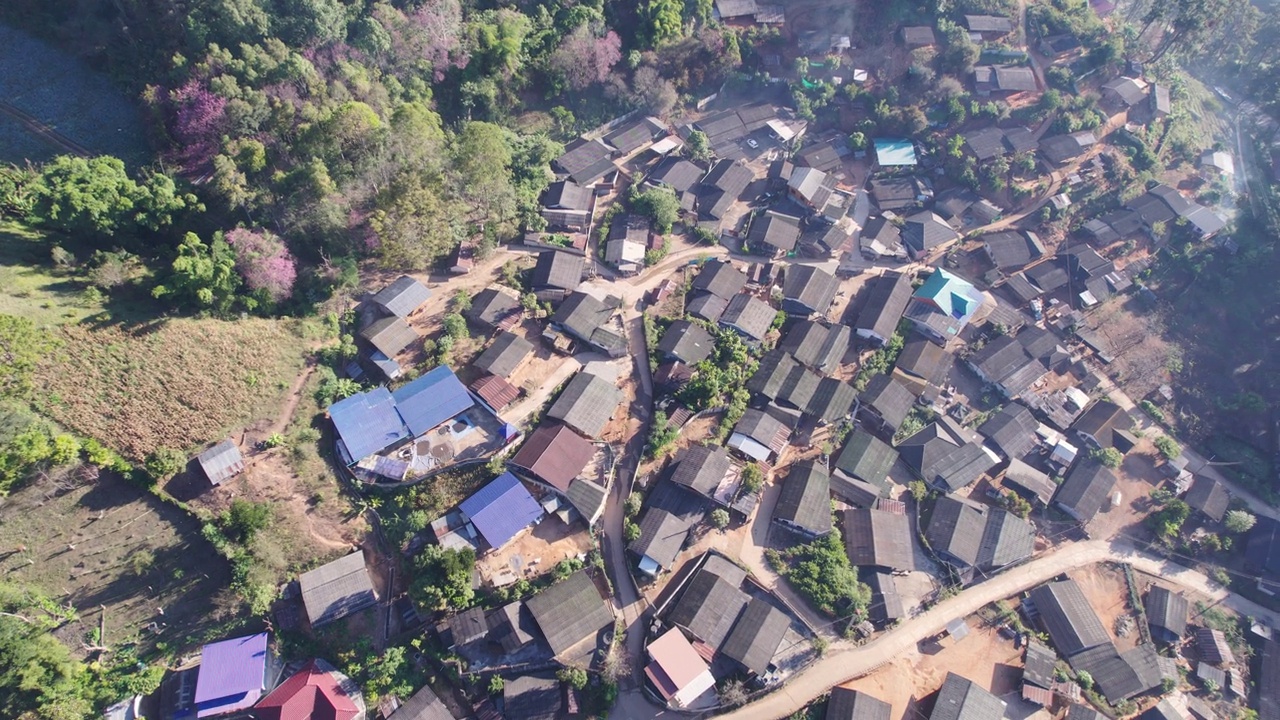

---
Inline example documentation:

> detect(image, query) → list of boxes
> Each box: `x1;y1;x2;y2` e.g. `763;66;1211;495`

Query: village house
548;292;627;357
854;271;913;346
540;180;593;232
299;550;378;628
780;265;838;317
903;268;987;345
727;408;791;463
844;507;915;573
605;215;650;276
718;293;777;344
772;462;832;537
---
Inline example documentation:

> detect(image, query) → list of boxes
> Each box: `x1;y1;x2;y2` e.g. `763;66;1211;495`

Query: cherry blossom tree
166;79;228;171
224;228;297;302
550;23;622;91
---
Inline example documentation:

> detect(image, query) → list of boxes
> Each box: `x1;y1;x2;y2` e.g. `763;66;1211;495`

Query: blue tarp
328;388;410;463
459;472;544;550
392;366;475;437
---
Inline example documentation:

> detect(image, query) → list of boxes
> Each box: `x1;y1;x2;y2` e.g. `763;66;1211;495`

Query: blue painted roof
459;472;544;549
915;268;983;321
391;366;475;437
874;138;919;166
329;387;410;462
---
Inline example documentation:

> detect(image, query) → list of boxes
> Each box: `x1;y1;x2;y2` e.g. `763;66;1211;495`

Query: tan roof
645;628;711;700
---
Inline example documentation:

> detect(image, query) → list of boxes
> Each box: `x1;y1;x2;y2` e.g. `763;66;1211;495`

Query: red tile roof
255;660;361;720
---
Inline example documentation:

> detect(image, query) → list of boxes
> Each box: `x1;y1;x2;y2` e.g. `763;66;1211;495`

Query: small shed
197;439;245;486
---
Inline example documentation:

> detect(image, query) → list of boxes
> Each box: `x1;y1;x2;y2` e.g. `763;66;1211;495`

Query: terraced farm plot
0;472;235;659
35;318;310;459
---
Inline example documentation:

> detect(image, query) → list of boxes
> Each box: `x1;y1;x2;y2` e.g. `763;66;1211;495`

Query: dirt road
676;537;1272;720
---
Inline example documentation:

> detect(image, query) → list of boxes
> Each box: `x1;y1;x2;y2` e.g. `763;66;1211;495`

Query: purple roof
194;632;270;718
459;472;544;549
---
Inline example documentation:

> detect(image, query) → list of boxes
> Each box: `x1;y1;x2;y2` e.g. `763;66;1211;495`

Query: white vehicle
746;138;759;149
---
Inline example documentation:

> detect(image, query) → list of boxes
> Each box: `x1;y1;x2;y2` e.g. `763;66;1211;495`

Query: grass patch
34;317;309;459
0;220;104;325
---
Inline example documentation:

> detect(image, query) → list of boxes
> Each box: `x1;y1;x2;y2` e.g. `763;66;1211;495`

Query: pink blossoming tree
225;228;297;303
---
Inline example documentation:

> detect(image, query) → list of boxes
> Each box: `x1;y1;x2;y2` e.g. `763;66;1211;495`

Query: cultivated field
0;472;236;659
0;24;149;166
34;317;310;460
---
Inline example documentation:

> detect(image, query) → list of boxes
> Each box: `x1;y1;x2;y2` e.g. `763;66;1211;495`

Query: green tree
641;0;685;47
1090;447;1123;469
1224;510;1257;534
488;675;505;695
410;545;476;611
153;232;239;311
1076;670;1093;690
685;130;711;161
624;520;641;542
26;156;195;238
222;499;273;543
369;173;460;270
1153;436;1181;461
451;122;519;235
1148;499;1190;539
710;508;730;529
740;464;764;494
631;185;681;234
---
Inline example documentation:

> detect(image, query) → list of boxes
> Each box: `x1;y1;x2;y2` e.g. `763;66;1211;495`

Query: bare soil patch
0;472;234;659
475;515;594;588
836;623;1029;718
1066;563;1134;649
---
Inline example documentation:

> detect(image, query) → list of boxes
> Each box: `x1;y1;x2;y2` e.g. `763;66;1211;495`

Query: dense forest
0;0;758;317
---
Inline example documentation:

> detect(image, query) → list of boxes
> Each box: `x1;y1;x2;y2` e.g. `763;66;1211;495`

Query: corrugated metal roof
511;423;595;492
773;462;832;535
197;439;244;485
548;372;623;439
329;387;410;462
525;570;613;658
371;275;431;318
1029;580;1109;656
194;633;270;717
299;551;377;627
459;472;544;550
931;672;1006;720
392;365;474;437
720;597;790;674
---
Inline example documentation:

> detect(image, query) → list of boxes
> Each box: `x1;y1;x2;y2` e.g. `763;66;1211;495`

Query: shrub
1153;436;1181;461
1224;510;1257;534
1090;446;1123;469
646;411;679;459
144;447;186;482
557;666;588;690
740;464;764;494
488;676;504;695
624;520;641;543
710;509;730;529
624;492;642;517
221;499;272;543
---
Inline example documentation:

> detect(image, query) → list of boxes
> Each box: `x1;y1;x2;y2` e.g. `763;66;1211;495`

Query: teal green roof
915;269;979;320
874;138;918;166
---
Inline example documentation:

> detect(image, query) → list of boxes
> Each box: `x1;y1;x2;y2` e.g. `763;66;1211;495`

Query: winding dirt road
701;538;1276;720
